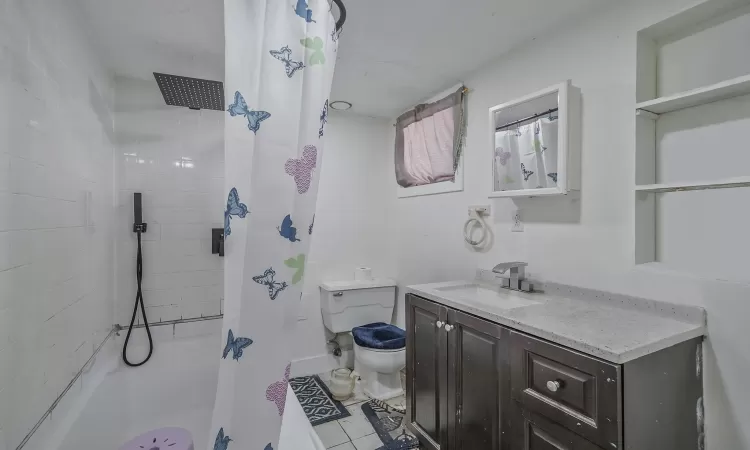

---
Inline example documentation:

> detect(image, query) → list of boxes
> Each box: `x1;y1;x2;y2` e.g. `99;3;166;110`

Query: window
395;86;466;197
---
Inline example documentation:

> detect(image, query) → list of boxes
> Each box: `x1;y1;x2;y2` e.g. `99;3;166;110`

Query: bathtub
43;319;321;450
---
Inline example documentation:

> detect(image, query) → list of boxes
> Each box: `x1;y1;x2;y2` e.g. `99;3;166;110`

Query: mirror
489;81;576;197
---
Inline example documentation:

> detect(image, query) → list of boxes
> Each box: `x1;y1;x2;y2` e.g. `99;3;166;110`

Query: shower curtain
495;117;558;191
210;1;338;449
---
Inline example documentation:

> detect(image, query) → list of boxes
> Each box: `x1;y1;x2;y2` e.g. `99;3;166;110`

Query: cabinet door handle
333;292;344;297
435;321;444;328
444;324;454;332
546;380;563;392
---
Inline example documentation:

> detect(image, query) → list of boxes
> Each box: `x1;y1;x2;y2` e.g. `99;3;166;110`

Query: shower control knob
444;324;454;332
435;321;444;329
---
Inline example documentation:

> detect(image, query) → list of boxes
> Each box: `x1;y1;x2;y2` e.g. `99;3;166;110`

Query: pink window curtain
395;87;466;187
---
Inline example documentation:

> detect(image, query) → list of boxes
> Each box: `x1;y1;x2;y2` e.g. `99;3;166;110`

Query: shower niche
488;80;580;198
634;0;750;282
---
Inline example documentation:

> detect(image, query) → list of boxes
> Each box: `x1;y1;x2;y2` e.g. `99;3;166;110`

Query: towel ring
464;211;489;246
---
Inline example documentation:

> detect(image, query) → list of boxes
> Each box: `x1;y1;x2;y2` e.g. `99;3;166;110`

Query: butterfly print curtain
494;117;559;191
210;1;337;449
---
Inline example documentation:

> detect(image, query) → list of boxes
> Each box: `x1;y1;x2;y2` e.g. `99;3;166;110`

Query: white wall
292;112;395;375
0;1;117;448
387;0;750;448
114;76;224;326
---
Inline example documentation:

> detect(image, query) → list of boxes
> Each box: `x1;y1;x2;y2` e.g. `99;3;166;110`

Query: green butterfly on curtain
300;37;325;65
284;254;306;284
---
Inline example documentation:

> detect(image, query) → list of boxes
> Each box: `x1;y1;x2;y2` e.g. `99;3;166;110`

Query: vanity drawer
510;332;621;449
512;403;605;450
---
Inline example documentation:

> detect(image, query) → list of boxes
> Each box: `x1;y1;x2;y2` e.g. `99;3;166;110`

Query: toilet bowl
354;343;405;400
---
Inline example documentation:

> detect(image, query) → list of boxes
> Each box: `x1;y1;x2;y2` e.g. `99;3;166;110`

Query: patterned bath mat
289;375;350;426
362;399;420;450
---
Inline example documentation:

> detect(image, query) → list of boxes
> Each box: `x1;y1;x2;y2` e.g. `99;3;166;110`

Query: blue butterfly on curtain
319;100;328;138
294;0;315;22
277;214;301;242
222;329;253;361
521;163;535;182
227;91;271;134
224;187;248;237
309;214;315;235
269;46;305;78
253;268;288;300
214;428;231;450
547;173;558;183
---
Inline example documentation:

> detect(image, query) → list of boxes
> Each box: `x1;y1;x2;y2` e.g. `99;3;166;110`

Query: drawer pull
333;292;344;297
546;380;563;392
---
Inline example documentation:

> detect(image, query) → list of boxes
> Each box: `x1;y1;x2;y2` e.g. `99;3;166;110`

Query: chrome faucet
492;262;533;292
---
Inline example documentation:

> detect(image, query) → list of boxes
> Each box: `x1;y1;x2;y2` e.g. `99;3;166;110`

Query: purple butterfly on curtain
319;100;328;138
285;145;317;194
266;363;291;416
269;46;305;78
495;147;511;166
521;163;535;182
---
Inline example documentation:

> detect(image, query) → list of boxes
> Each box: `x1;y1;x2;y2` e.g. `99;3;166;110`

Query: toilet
320;279;405;400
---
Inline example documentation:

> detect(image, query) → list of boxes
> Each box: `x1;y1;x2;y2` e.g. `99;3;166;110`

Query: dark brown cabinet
406;294;448;450
406;294;704;450
406;295;510;450
447;308;510;450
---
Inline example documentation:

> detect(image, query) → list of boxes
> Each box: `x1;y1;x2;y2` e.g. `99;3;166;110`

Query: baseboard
291;349;354;378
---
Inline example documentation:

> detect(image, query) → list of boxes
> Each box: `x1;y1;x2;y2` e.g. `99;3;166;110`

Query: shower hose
122;229;153;367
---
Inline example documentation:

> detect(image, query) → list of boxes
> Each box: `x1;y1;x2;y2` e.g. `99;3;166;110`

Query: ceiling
79;0;608;118
78;0;225;82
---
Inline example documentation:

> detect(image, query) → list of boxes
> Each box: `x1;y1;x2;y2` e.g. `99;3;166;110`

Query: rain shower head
153;73;224;111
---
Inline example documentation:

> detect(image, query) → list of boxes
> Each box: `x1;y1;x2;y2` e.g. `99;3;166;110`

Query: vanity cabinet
405;294;704;450
407;295;510;450
406;295;449;450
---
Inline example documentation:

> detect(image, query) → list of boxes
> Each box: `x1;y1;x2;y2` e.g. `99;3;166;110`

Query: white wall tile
113;76;224;325
0;2;117;448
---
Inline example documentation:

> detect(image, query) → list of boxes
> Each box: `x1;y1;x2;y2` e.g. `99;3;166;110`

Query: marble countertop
406;279;706;364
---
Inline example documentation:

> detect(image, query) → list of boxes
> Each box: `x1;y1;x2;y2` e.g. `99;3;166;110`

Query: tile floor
314;371;409;450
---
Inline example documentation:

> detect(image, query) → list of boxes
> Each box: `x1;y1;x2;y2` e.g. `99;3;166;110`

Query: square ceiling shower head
154;72;225;111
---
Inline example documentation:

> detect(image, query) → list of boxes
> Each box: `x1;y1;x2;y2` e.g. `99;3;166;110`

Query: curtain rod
392;87;471;127
495;108;558;131
332;0;346;32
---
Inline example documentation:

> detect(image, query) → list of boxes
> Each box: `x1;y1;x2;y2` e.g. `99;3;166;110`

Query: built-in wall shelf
635;177;750;193
636;74;750;115
633;0;750;278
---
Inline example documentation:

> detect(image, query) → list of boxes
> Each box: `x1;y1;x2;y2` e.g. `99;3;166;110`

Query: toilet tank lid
320;279;397;291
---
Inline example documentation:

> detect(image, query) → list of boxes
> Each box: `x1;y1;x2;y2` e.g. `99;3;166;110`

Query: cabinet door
447;308;510;450
406;294;448;450
512;404;604;450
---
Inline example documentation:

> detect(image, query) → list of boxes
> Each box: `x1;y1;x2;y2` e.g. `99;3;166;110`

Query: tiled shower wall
0;1;116;448
114;76;224;326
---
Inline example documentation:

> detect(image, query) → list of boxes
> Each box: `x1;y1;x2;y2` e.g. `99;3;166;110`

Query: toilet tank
320;279;397;333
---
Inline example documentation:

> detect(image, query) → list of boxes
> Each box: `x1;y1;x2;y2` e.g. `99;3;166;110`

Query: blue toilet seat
352;322;406;350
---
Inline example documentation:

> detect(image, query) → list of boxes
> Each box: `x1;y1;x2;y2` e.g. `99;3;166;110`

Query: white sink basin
434;283;541;310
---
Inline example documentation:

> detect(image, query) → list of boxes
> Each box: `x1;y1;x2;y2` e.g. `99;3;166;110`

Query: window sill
397;179;463;198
